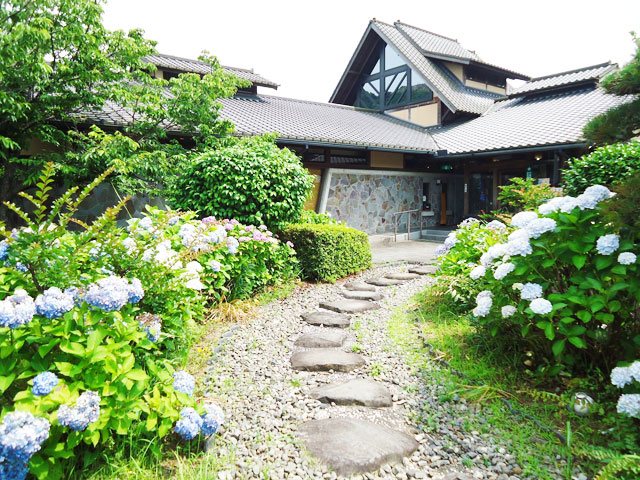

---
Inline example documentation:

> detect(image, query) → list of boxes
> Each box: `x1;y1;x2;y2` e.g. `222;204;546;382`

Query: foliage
497;177;558;212
280;223;371;282
601;172;640;242
0;169;225;479
168;135;314;230
435;186;640;375
562;141;640;195
583;35;640;144
298;210;341;225
0;0;247;220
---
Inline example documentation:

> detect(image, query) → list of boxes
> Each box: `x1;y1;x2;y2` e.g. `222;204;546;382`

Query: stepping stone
343;281;377;292
302;310;351;328
291;349;365;372
319;299;380;314
310;379;392;407
409;265;438;275
341;290;384;301
365;277;405;287
295;330;348;348
385;272;420;281
298;418;418;475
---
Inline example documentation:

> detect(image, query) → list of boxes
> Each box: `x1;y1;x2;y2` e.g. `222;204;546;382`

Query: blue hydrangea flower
173;371;195;395
617;394;640;418
618;252;637;265
596;234;620;255
0;410;50;479
0;290;36;329
174;407;203;440
35;287;74;319
57;391;100;431
0;240;9;261
201;403;225;436
15;262;28;273
32;372;59;397
128;278;144;304
520;283;543;300
137;313;162;342
84;276;141;312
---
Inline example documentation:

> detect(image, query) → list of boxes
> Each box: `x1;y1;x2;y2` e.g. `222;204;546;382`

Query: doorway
440;183;448;225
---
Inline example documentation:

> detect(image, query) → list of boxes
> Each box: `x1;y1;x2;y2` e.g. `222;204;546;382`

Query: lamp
534;153;543;161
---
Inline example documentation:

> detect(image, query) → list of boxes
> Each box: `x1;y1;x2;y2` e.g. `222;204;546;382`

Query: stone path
203;262;541;479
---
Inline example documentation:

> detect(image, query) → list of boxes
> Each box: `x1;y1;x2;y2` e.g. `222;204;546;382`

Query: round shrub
562;141;640;195
168;135;314;230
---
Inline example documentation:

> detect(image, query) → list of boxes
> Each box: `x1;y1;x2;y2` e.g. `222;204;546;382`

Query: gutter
435;142;587;159
276;138;435;156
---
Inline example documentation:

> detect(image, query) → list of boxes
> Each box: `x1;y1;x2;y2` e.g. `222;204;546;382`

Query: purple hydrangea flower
32;372;59;397
174;407;203;440
173;371;195;396
35;287;74;319
57;391;100;431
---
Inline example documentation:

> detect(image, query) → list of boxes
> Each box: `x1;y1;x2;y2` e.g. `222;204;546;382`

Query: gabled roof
507;62;617;97
144;53;279;89
219;94;436;152
431;86;633;155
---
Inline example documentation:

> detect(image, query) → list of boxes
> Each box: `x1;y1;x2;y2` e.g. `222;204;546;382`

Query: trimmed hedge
281;224;371;282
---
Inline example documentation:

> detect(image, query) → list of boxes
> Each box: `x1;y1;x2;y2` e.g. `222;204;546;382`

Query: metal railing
392;209;424;242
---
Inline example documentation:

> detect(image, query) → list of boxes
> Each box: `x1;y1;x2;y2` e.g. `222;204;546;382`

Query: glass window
384;44;404;70
356;79;380;109
410;72;433;103
370;59;381;75
384;72;408;106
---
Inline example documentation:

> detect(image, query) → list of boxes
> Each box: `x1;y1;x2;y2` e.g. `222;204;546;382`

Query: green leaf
0;373;16;395
576;310;592;322
571;255;587;269
568;336;587;349
552;339;566;357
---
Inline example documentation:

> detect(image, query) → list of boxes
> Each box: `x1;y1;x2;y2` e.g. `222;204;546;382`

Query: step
365;277;406;287
310;379;392;407
298;418;418;475
343;281;378;292
301;310;351;328
319;299;380;314
408;265;438;275
290;349;365;372
295;330;348;348
340;290;384;301
385;272;420;281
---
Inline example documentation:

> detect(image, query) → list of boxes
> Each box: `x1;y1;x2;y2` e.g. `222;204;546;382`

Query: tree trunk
0;160;19;226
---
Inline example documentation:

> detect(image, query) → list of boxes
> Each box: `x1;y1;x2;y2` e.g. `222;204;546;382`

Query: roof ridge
530;61;614;81
147;52;256;74
394;21;460;44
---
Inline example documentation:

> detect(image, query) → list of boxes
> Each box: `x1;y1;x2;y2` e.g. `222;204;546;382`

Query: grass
388;288;640;480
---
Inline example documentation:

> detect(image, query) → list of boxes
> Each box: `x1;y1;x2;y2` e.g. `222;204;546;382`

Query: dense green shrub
168;135;314;230
602;172;640;242
562;142;640;195
497;177;558;212
281;224;371;282
298;210;341;225
436;185;640;375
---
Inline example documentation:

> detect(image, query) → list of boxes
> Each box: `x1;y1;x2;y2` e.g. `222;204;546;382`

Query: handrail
392;209;421;242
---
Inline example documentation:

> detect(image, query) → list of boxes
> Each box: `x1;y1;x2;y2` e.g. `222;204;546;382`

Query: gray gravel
202;264;570;479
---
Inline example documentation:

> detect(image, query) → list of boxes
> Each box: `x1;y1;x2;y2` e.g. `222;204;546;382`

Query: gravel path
202;264;560;480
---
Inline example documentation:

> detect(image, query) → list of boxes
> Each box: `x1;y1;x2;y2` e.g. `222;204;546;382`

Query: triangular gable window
356;43;433;110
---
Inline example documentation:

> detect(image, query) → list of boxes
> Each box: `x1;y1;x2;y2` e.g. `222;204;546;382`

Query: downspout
317;169;333;214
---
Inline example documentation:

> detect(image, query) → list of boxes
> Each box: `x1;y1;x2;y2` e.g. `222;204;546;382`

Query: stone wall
324;170;463;234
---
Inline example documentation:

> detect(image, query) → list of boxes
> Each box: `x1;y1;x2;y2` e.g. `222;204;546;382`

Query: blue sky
104;0;640;102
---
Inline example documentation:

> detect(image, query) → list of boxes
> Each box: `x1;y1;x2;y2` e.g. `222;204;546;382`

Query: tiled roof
395;22;480;62
431;86;633;155
508;62;616;97
218;94;436;152
372;20;500;115
143;53;279;89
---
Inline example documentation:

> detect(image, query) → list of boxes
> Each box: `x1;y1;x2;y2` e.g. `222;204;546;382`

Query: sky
103;0;640;102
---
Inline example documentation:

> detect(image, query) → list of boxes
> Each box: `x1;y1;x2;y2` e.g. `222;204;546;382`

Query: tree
0;0;246;221
583;34;640;144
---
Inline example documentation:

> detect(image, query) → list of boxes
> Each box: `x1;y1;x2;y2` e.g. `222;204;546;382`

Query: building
93;20;633;235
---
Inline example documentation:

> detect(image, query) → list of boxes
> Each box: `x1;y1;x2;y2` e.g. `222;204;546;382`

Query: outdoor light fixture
534;153;543;161
441;164;453;172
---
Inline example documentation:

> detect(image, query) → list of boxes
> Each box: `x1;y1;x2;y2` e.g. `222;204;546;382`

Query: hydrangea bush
435;185;639;374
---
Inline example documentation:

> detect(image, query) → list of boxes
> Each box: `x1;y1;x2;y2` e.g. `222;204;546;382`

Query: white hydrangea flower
618;252;637;265
506;238;532;257
480;243;509;266
557;196;580;213
575;193;599;210
443;232;458;249
470;265;486;280
508;229;530;242
459;218;480;227
512;283;524;291
611;365;634;388
122;237;137;254
630;361;640;382
617;394;640;418
511;211;538;228
596;234;620;255
524;218;557;239
476;290;493;301
583;185;614;202
530;298;553;315
520;282;543;300
493;262;515;280
485;220;506;231
473;296;493;317
501;305;517;318
538;197;565;215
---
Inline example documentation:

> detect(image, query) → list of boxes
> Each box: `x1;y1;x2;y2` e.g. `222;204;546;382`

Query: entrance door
440;183;448;225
